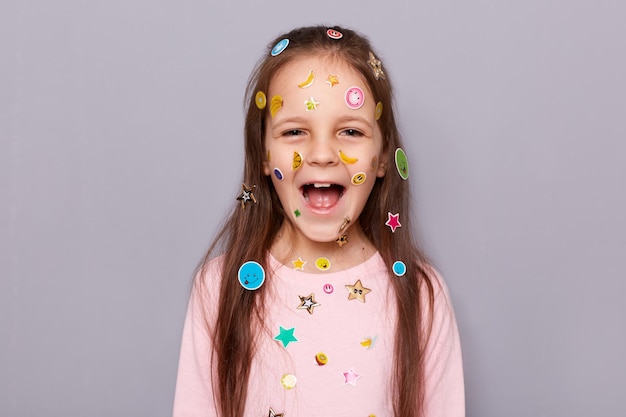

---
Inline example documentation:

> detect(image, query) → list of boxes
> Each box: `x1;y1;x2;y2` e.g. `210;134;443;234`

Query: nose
306;136;339;167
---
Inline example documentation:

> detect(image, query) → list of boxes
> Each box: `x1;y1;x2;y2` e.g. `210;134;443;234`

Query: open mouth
302;183;345;209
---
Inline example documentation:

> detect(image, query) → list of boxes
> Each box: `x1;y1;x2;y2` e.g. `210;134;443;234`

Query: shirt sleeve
172;267;220;417
422;269;466;417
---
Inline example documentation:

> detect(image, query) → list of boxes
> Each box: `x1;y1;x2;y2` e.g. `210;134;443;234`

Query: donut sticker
345;86;365;110
327;29;343;39
271;39;289;56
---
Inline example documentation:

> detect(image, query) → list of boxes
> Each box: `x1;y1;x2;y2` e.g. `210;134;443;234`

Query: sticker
385;212;401;233
370;155;378;173
345;279;371;303
297;293;321;314
281;373;297;389
305;97;319;111
271;38;289;56
267;149;271;161
395;148;409;180
294;209;301;217
315;352;329;365
326;74;339;87
339;217;350;232
327;28;343;39
255;91;267;109
360;335;378;349
345;86;365;109
336;234;348;247
351;172;366;185
298;70;315;88
273;168;283;180
392;261;406;277
343;368;361;386
367;51;385;80
375;101;383;120
292;257;306;270
292;151;303;170
323;283;334;294
268;408;284;417
270;95;283;118
315;257;331;271
238;261;265;290
339;149;358;164
236;183;257;209
274;326;298;349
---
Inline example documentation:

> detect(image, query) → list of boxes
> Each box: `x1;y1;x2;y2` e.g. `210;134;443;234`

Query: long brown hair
196;25;435;417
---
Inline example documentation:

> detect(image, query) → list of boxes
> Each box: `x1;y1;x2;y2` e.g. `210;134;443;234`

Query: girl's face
263;56;386;245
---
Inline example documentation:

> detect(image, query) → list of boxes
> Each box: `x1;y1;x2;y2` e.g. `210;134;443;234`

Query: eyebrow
271;115;374;130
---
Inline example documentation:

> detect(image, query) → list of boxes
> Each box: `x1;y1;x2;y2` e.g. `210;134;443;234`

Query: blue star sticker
273;326;298;349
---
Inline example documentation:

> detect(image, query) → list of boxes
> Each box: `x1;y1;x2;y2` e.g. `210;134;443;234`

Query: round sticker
395;148;409;180
392;261;406;277
281;373;297;389
345;86;365;109
315;352;329;365
323;283;334;294
327;29;343;39
375;101;383;120
255;91;266;109
271;38;289;56
351;172;366;185
315;257;331;271
238;261;265;290
273;168;284;180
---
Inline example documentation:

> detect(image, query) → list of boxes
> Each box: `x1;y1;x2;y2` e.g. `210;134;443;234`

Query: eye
340;129;364;137
283;129;306;137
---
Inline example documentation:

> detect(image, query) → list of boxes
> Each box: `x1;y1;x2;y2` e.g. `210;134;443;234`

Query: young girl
173;26;464;417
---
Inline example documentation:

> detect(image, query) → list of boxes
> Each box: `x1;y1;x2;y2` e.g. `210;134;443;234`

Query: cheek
266;146;298;181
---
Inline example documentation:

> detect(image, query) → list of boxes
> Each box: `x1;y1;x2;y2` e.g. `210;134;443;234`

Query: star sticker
292;257;306;270
297;293;321;314
273;326;298;349
268;408;284;417
305;97;319;111
326;74;339;87
345;279;371;303
336;234;348;247
343;367;361;386
236;183;257;209
385;212;401;233
367;51;386;80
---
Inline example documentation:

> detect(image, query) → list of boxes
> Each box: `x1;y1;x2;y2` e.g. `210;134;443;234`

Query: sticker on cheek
273;168;283;180
345;86;365;109
370;155;378;173
255;91;267;109
270;95;283;118
292;151;303;170
339;150;358;164
351;172;367;185
375;101;383;120
267;150;271;161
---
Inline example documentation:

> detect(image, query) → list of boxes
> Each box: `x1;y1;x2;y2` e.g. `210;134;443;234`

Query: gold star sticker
236;183;257;209
268;407;284;417
297;293;321;314
345;279;371;303
367;51;386;80
292;257;306;270
336;234;348;247
326;74;339;87
305;97;319;111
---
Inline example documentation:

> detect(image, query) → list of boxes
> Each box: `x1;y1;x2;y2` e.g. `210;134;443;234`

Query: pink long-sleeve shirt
173;252;464;416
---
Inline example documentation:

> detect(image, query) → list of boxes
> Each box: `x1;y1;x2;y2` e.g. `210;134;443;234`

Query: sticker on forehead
345;86;365;110
395;148;409;180
270;95;283;118
271;39;289;56
305;97;319;111
298;70;315;89
255;91;267;109
326;74;339;87
375;101;383;120
327;29;343;39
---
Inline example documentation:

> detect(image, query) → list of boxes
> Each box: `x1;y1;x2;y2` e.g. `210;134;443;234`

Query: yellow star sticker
345;279;371;303
305;97;319;111
292;257;306;270
326;74;339;87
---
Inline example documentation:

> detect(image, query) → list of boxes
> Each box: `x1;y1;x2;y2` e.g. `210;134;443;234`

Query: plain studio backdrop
1;1;625;416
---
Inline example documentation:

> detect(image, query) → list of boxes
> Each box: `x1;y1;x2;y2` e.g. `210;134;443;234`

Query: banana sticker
270;95;283;118
298;70;315;88
339;150;358;165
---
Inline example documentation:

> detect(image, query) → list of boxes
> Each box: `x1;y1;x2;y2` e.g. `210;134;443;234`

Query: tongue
306;187;341;209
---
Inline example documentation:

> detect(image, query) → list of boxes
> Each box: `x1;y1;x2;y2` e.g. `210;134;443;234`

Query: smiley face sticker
238;261;265;290
345;86;365;109
395;148;409;180
326;29;343;39
315;257;331;271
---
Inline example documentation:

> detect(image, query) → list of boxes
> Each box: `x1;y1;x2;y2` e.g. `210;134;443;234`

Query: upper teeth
313;183;331;188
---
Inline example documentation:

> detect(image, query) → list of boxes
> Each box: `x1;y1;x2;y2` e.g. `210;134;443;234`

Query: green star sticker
273;326;298;349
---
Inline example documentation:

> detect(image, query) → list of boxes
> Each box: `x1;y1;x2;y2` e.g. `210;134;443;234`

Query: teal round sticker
392;261;406;277
238;261;265;290
395;148;409;180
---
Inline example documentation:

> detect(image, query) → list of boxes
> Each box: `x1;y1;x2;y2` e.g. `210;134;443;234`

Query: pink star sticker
385;212;401;233
343;367;361;386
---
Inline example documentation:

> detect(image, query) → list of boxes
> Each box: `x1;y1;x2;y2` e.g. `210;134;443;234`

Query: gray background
2;0;625;416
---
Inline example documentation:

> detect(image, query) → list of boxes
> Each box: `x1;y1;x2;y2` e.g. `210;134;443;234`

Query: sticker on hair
305;97;319;111
298;70;315;88
236;183;257;209
375;101;383;120
339;149;358;164
273;168;284;180
292;151;303;170
326;74;339;87
345;86;365;109
326;29;343;39
394;148;409;180
392;261;406;277
351;172;366;185
270;95;283;118
255;91;267;109
385;212;401;233
367;51;385;80
271;39;289;56
238;261;265;290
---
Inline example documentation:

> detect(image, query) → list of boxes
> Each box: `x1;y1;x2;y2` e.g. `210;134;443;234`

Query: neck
270;221;377;274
